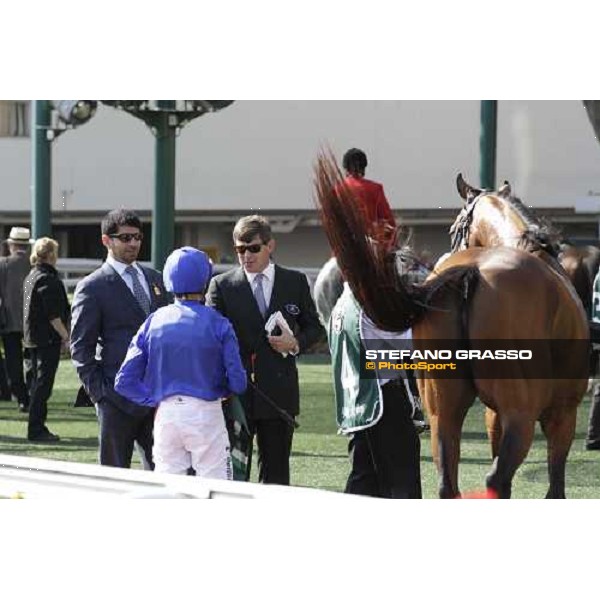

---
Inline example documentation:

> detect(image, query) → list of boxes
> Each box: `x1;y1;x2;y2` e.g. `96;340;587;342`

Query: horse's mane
504;195;561;258
314;151;477;332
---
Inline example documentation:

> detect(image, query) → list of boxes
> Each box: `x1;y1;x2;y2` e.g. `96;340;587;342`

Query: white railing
57;258;321;293
0;454;370;500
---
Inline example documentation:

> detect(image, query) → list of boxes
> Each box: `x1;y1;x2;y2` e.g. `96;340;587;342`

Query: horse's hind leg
484;407;502;459
485;416;536;499
423;379;474;499
540;405;577;499
431;412;469;499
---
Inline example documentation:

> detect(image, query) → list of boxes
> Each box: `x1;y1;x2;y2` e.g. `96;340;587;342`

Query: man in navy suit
70;209;169;469
206;215;324;485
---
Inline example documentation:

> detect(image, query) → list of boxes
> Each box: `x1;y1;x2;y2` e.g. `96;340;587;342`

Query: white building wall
1;100;599;214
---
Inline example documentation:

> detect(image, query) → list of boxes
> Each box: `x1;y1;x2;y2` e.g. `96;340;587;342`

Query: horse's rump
434;246;588;338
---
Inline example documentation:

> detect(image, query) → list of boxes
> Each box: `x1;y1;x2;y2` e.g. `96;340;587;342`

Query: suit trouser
96;399;154;470
27;343;60;438
253;418;294;485
345;380;422;499
586;382;600;450
2;332;29;406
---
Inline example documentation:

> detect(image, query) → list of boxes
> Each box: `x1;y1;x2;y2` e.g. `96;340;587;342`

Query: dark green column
31;100;52;238
480;100;498;190
152;101;177;270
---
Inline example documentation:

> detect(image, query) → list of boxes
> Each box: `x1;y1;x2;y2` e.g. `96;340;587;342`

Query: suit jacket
0;252;30;333
206;264;324;420
70;261;169;416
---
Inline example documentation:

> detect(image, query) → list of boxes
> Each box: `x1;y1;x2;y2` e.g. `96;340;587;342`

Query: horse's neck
471;199;526;248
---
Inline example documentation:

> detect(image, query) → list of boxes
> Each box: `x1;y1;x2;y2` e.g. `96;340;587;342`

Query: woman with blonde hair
23;237;70;442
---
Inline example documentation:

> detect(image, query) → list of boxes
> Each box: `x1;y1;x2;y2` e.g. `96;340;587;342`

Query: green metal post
480;100;498;190
31;100;52;238
152;101;177;270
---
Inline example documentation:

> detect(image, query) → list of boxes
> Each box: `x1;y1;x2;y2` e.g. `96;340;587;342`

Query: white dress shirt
106;255;151;300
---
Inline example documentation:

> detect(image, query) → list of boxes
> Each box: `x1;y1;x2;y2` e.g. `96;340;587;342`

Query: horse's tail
314;150;479;332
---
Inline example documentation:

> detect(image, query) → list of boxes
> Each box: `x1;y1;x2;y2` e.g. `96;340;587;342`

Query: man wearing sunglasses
207;215;324;485
70;209;169;469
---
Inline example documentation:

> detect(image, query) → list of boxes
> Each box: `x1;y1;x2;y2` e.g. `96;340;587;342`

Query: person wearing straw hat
0;226;33;413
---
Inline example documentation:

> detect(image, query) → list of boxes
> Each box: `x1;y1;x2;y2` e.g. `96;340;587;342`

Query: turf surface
1;354;599;498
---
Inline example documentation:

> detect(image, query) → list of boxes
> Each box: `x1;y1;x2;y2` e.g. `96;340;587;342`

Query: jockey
115;247;247;479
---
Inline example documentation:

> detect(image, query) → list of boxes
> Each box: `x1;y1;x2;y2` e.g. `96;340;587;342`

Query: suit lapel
233;267;265;324
267;265;283;315
139;266;164;311
101;262;146;320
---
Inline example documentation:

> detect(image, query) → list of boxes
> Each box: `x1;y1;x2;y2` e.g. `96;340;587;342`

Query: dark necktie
253;273;267;318
125;265;151;316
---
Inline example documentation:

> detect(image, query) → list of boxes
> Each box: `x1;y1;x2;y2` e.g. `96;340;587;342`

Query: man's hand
267;329;299;355
60;337;71;356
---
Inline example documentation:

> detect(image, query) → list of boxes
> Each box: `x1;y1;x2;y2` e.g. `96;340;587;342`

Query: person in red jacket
342;148;396;241
340;149;428;432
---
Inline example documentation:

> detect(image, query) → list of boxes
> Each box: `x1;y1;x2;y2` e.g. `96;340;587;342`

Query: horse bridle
450;192;561;259
449;192;484;253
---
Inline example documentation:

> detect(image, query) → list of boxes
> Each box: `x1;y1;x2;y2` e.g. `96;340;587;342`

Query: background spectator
23;237;70;442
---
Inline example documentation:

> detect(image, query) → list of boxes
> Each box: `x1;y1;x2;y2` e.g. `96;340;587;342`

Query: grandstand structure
1;100;599;267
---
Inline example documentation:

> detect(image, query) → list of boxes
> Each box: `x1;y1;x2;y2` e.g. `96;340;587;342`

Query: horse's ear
498;180;511;198
456;173;482;202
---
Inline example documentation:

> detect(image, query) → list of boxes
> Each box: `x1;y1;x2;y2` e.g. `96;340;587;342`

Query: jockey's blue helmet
163;246;213;294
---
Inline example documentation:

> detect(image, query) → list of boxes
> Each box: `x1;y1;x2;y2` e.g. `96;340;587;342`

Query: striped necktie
125;265;151;315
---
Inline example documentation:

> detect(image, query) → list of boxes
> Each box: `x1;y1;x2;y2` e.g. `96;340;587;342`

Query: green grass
1;354;599;498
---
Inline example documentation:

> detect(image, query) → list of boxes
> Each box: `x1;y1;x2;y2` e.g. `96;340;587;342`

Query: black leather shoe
585;441;600;451
18;403;29;413
28;430;60;443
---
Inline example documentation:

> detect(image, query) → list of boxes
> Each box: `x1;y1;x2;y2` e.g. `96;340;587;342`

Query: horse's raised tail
314;151;478;332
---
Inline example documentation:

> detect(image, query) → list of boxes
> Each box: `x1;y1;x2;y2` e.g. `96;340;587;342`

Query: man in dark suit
206;215;324;485
70;209;169;469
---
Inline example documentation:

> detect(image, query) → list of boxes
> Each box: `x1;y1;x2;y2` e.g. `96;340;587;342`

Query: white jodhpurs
153;395;232;480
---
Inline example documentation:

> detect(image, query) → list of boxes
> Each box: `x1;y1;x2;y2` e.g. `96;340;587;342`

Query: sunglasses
234;243;265;255
109;233;143;243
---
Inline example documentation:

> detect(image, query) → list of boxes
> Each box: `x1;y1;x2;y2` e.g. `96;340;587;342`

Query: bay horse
314;152;589;498
451;175;591;458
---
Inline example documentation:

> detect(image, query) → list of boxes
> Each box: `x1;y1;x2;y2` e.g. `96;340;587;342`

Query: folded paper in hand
265;311;294;357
